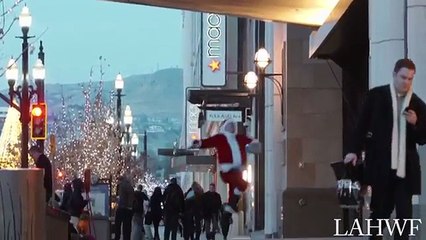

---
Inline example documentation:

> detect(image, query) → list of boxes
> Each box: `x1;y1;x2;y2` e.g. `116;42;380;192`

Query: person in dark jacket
131;184;149;240
60;182;72;212
29;145;53;203
202;183;222;240
150;187;164;240
69;178;88;231
219;204;232;240
182;182;203;240
344;59;426;240
115;175;134;240
163;178;184;240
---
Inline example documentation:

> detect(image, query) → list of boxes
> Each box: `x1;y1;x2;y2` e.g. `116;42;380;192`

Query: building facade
109;0;426;238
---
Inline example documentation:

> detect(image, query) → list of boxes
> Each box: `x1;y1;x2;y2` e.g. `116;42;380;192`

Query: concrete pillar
408;0;426;101
284;24;342;238
369;0;405;88
0;169;46;240
407;1;426;238
263;22;286;238
272;22;286;237
264;22;276;237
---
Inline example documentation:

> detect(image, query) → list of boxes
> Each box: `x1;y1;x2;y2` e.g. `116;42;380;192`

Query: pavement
140;226;368;240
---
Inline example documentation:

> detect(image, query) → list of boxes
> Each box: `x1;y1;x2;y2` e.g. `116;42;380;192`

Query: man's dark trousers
369;170;413;240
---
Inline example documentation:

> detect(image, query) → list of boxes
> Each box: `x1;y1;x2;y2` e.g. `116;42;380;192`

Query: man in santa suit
192;119;260;213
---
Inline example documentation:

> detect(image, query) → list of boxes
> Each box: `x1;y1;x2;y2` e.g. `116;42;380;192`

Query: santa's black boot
229;194;240;212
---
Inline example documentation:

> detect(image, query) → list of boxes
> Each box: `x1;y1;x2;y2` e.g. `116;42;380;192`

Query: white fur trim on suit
220;132;242;173
390;84;412;178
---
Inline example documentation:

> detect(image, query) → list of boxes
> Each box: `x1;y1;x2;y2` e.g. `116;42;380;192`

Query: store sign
186;103;200;147
206;110;242;122
201;13;226;86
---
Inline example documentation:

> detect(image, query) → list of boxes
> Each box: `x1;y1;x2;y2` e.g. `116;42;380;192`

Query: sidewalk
241;231;367;240
141;226;368;240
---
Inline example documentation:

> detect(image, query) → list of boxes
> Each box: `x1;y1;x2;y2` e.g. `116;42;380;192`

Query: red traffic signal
31;103;47;140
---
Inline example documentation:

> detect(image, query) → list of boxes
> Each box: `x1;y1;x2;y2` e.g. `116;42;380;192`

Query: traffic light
31;102;47;140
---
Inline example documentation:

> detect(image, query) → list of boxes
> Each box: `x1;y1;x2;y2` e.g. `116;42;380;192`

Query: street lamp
5;59;18;94
33;59;45;89
248;48;284;231
114;73;124;126
244;48;282;90
19;6;32;33
244;71;259;90
123;105;132;143
131;133;139;154
254;47;271;70
5;5;46;168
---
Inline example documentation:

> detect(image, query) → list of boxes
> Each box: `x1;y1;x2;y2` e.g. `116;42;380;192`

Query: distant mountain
42;68;183;119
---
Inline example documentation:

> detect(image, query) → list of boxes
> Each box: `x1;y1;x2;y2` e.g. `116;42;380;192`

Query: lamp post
246;48;285;235
143;130;147;170
131;133;139;157
35;42;45;151
114;73;126;174
114;73;124;122
5;6;45;168
254;47;269;235
123;105;133;144
244;48;283;91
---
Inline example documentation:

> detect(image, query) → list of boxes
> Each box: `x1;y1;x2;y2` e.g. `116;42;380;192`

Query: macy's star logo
208;59;220;72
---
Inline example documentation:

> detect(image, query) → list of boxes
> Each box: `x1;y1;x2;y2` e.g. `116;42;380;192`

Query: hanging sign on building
201;13;226;87
206;110;242;122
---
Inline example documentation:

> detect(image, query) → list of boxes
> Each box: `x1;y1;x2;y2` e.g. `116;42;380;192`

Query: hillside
40;68;184;119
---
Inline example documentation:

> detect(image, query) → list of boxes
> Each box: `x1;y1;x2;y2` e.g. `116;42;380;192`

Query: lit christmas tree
52;57;166;191
137;171;168;196
53;60;122;187
0;0;30;169
0;106;21;168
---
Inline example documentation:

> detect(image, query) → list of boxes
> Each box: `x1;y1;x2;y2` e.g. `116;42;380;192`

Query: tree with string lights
51;58;168;191
0;0;29;169
52;60;122;186
0;105;22;168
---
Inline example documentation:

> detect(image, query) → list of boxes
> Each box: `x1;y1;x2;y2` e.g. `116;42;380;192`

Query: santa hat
219;119;237;134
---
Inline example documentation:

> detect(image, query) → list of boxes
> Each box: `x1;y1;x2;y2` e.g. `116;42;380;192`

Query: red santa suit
194;120;253;210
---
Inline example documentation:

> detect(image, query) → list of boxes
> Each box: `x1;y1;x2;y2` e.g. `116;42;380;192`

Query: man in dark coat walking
163;178;184;240
29;145;53;203
115;175;134;240
345;59;426;239
202;183;222;240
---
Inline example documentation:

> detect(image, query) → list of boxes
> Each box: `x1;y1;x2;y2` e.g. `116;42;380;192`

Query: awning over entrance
104;0;342;26
187;89;252;109
157;148;215;172
309;0;368;68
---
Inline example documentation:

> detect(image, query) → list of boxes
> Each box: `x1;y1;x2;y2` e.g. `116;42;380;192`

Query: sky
0;0;183;89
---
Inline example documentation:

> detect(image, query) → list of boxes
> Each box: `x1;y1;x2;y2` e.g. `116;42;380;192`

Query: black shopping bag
330;161;363;208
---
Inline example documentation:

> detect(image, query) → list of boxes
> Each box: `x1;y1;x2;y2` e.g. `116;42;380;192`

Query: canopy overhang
309;0;367;67
104;0;343;26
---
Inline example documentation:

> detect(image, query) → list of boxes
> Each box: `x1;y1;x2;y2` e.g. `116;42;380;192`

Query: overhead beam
102;0;341;26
